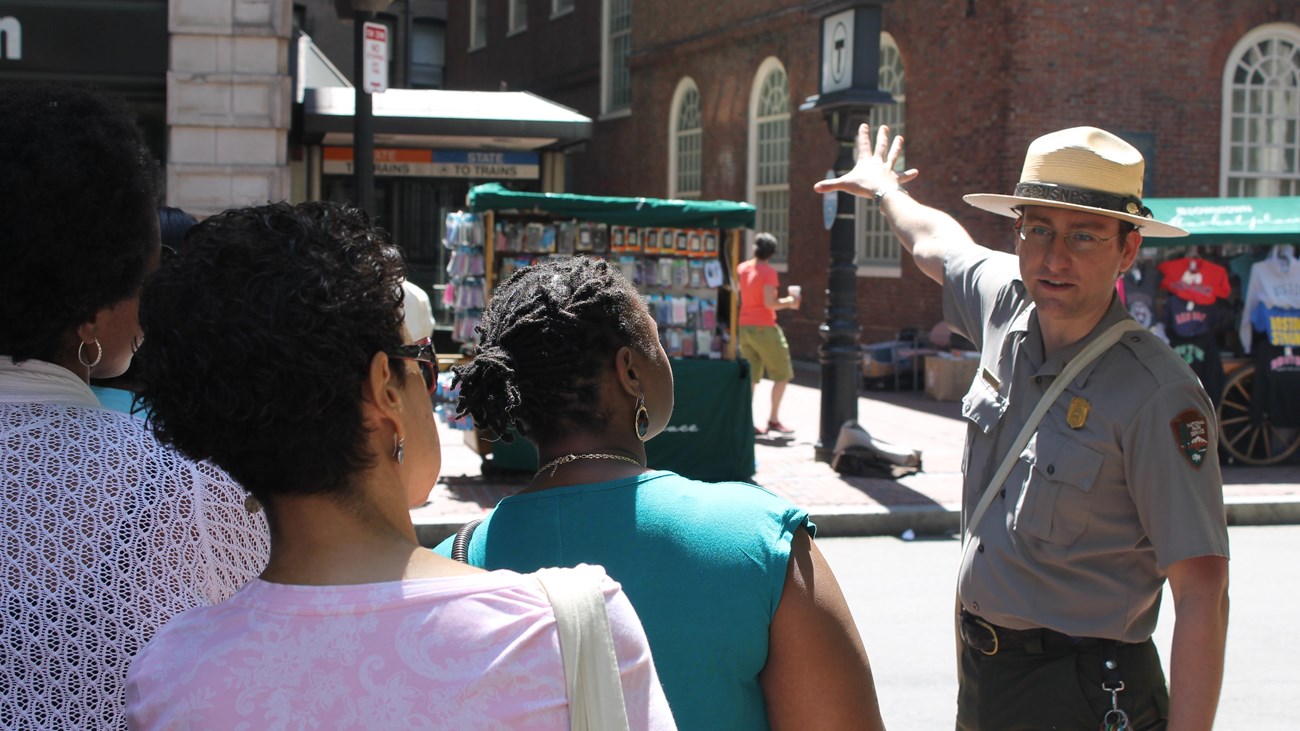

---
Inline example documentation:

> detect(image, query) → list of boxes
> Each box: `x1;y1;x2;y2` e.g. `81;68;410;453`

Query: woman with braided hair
437;256;886;731
123;202;673;729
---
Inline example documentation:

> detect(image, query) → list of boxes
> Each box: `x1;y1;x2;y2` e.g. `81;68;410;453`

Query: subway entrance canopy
300;86;593;151
1144;196;1300;245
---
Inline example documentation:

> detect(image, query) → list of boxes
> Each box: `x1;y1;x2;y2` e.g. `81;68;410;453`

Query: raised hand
813;123;918;199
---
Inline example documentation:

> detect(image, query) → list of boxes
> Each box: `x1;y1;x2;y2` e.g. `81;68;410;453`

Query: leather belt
959;610;1120;656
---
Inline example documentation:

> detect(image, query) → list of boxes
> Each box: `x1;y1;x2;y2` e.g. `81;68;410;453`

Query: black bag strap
451;518;483;564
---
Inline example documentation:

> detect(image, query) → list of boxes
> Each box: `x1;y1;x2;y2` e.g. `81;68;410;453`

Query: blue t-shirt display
433;470;811;731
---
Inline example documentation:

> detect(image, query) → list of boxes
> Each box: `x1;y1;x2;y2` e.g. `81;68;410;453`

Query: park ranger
817;125;1229;731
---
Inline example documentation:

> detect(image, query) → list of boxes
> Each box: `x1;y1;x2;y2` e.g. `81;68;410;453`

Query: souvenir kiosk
1142;197;1300;465
447;183;757;481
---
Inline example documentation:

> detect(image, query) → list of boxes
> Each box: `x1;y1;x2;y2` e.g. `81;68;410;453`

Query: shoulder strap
534;567;631;731
451;519;482;564
962;319;1142;547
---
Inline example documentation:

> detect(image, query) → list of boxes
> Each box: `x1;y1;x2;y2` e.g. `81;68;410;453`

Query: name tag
981;368;1001;391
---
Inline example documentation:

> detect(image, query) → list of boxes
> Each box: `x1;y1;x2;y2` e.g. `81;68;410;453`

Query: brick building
445;0;1300;359
6;1;1296;358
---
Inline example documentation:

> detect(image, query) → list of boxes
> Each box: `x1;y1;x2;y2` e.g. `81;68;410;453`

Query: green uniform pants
957;635;1170;730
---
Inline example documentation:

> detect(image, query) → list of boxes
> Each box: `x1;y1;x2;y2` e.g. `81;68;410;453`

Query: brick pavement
412;362;1300;546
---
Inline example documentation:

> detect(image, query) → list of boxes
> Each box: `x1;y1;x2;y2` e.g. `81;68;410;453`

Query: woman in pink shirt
124;202;674;730
737;232;802;434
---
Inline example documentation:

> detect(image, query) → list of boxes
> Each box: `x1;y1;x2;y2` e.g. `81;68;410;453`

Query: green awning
468;182;756;230
1144;197;1300;245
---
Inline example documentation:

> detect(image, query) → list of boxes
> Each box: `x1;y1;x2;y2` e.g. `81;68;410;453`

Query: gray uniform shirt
944;246;1229;642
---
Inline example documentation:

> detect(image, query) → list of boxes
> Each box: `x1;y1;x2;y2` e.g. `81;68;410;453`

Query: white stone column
167;0;292;216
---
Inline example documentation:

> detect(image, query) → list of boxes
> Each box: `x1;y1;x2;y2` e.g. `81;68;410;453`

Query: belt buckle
970;616;1000;656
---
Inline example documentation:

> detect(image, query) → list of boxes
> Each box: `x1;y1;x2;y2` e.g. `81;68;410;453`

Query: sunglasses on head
387;339;438;395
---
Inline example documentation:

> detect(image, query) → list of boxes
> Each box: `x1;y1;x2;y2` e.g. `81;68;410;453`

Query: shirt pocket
1013;426;1104;547
961;368;1007;435
960;369;1007;476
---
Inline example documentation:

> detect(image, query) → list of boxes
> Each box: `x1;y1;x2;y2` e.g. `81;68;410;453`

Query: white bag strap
961;319;1142;548
535;567;631;731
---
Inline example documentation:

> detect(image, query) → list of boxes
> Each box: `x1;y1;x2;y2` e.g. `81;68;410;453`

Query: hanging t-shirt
1159;257;1232;306
1167;328;1225;407
1122;260;1161;329
1167;298;1220;339
1240;248;1300;352
1250;337;1300;428
1228;250;1269;296
1250;302;1300;347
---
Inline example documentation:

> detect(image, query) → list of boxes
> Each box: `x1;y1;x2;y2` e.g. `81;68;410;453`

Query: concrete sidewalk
412;362;1300;547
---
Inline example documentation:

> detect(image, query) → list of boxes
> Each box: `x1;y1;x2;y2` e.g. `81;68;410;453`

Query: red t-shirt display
1158;257;1231;305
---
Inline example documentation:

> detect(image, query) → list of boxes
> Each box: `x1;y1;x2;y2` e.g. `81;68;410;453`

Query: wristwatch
874;185;907;201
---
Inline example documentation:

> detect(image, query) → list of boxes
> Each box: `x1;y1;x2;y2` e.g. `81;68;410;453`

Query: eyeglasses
388;340;438;395
1017;223;1122;254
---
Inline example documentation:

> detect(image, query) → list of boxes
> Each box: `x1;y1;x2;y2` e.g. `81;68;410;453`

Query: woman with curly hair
0;84;269;730
124;201;674;730
437;256;887;731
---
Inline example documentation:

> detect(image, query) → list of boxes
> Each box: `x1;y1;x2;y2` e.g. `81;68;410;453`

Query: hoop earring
77;338;103;369
392;434;405;464
634;395;650;442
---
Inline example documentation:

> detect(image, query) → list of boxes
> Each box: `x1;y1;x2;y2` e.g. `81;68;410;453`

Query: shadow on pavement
828;472;949;509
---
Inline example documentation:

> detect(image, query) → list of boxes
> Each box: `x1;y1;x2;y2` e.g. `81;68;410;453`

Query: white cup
788;285;802;298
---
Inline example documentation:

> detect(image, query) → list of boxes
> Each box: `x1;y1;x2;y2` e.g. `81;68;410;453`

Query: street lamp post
334;0;392;216
801;1;895;462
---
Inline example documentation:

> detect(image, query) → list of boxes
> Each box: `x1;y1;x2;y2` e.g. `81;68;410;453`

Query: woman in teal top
437;257;885;731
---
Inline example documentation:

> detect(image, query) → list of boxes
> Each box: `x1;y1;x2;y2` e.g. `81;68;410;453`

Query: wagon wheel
1217;364;1300;466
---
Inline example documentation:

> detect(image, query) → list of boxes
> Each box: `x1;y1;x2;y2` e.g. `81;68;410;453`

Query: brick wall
444;0;1300;359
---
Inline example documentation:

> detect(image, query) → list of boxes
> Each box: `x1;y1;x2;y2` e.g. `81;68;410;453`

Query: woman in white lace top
0;85;270;730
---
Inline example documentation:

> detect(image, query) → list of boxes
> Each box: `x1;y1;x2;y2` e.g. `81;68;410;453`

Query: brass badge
1066;397;1090;429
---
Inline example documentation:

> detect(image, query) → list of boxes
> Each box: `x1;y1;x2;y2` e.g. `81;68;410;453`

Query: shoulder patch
1170;408;1210;469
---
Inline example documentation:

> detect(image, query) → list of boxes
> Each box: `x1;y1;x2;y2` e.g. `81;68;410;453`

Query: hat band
1013;182;1152;219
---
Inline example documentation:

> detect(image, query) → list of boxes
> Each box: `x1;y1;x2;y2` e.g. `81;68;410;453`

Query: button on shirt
943;246;1229;642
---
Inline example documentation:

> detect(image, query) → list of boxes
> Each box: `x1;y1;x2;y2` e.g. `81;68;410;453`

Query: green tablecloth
491;358;755;482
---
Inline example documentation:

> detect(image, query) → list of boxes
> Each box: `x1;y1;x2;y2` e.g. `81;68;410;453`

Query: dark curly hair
134;201;409;501
0;83;160;362
454;256;658;441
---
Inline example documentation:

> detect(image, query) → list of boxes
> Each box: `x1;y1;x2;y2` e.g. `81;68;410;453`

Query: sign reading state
323;148;541;179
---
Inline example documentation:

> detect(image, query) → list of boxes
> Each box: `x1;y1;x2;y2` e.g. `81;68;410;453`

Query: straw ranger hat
963;126;1188;237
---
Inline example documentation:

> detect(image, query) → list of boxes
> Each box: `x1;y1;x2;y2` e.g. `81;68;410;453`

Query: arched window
1222;24;1300;196
856;33;906;275
749;60;790;262
670;80;702;199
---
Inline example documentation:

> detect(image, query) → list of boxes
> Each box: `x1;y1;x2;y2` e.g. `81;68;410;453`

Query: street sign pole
352;15;384;216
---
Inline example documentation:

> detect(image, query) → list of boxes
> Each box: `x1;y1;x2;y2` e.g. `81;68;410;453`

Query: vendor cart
454;183;758;482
